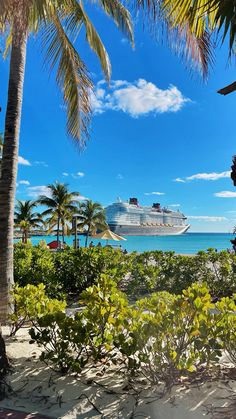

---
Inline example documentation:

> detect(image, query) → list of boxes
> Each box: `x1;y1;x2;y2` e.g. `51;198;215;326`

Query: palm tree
38;182;79;246
0;1;133;323
14;200;43;243
0;133;3;153
77;200;107;247
0;133;3;177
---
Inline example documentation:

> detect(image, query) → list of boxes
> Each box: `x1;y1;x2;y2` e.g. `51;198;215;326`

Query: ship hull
108;224;190;236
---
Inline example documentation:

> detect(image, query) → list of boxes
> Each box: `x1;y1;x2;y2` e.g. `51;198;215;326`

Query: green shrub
10;283;66;336
197;250;236;298
29;279;229;381
123;283;223;383
30;312;88;373
14;242;33;285
14;243;62;298
215;296;236;364
53;247;130;295
14;243;236;299
127;251;206;296
127;249;236;299
14;244;131;298
29;275;129;373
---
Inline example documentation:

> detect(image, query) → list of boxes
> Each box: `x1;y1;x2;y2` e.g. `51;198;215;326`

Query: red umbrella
48;240;61;249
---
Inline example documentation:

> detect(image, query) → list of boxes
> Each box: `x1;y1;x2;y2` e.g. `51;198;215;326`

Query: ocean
16;232;235;254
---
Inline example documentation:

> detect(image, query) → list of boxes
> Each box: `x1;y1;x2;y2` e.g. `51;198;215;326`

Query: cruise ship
106;198;190;236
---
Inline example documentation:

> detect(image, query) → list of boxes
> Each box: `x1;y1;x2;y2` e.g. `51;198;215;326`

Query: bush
29;275;129;373
29;279;234;382
53;247;131;296
14;244;131;298
10;283;66;336
14;243;62;298
122;283;223;383
127;249;236;299
127;251;207;296
14;242;33;285
14;244;236;299
215;296;236;364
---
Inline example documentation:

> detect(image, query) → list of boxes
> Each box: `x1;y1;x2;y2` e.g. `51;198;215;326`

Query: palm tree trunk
62;220;65;248
85;228;90;247
57;217;60;247
0;6;28;324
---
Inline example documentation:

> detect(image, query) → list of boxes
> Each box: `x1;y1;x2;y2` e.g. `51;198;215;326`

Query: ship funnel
152;203;161;210
129;197;138;206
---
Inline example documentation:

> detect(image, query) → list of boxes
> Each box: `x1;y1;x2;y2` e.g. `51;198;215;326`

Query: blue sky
1;5;236;232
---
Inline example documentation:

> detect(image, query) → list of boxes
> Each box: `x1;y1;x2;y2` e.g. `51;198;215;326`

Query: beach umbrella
92;229;126;244
48;240;62;249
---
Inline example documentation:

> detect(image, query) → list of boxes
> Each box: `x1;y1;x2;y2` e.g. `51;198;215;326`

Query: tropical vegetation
26;278;236;381
14;200;43;244
38;182;80;246
8;246;236;385
0;0;133;324
1;0;236;324
10;283;66;336
2;0;236;383
77;200;107;247
13;244;236;300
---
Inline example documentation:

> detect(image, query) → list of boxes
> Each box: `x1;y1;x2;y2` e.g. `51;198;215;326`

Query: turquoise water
17;233;235;254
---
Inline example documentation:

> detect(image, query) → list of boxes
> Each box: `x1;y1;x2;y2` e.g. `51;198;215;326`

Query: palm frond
41;10;92;144
166;23;214;78
96;0;134;46
161;0;236;56
65;0;111;81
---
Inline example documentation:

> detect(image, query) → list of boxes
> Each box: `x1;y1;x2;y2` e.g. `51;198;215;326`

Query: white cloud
63;172;69;176
174;178;186;183
71;172;85;179
187;171;230;181
18;156;31;166
174;171;231;183
91;79;190;117
110;80;129;89
27;185;51;198
169;204;180;207
188;216;227;222
144;192;165;196
116;174;123;180
214;191;236;198
18;180;30;185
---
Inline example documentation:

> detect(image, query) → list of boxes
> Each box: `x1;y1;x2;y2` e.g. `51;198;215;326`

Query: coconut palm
38;182;79;246
0;133;3;177
0;133;3;152
0;1;133;322
14;200;43;243
77;200;107;247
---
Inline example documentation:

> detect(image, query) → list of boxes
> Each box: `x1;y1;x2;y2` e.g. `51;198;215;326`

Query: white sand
1;327;236;418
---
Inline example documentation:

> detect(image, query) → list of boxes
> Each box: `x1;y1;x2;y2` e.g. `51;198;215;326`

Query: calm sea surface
17;233;235;254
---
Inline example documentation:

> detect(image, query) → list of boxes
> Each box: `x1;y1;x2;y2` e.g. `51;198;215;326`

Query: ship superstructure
105;198;190;236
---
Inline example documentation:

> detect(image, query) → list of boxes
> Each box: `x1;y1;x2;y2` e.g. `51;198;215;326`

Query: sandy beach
0;327;236;418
